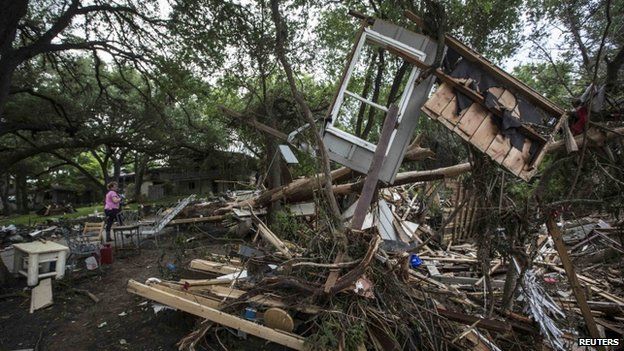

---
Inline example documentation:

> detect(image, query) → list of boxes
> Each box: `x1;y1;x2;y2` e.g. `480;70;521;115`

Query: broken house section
323;19;439;184
420;35;566;180
324;17;566;182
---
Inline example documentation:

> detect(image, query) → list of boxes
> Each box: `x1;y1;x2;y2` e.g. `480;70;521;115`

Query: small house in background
41;185;78;205
119;150;257;200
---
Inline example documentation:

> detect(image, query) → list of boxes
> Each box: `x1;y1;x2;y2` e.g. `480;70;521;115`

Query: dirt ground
0;233;221;351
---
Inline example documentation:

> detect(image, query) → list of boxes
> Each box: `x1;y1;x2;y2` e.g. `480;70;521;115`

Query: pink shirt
105;190;120;210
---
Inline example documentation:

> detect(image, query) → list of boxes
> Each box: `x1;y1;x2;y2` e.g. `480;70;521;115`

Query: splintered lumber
180;278;240;287
251;212;293;259
30;278;53;313
189;259;241;275
404;10;563;118
127;280;306;350
194;285;320;314
436;308;537;335
151;283;222;309
545;216;601;340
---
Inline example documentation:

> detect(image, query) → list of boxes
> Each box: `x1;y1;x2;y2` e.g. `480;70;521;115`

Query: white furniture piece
13;241;69;286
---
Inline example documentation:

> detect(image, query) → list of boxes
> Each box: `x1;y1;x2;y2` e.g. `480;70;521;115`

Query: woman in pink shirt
104;182;122;242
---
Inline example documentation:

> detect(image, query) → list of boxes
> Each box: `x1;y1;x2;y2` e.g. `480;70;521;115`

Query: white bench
13;241;69;286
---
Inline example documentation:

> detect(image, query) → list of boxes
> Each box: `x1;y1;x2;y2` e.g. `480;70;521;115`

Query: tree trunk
15;172;28;214
0;173;11;215
134;155;148;202
265;128;282;223
269;0;344;234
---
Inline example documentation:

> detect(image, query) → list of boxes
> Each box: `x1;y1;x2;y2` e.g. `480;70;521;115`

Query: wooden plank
251;213;293;259
324;251;345;293
205;286;320;314
127;280;306;350
469;113;498;152
545;216;601;340
485;134;512;164
437;308;537;335
351;106;399;229
440;95;460;125
423;83;455;116
502;147;525;175
189;259;241;275
153;283;222;309
30;278;53;313
457;103;488;140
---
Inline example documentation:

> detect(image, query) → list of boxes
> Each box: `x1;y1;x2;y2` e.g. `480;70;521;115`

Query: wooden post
545;215;601;341
351;105;399;230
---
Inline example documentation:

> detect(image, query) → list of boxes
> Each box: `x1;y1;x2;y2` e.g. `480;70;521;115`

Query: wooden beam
437;308;537;335
250;212;293;259
351;105;399;230
545;216;601;340
189;259;242;275
127;280;306;350
151;283;222;309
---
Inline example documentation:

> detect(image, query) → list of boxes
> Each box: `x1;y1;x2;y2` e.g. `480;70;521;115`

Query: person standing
104;182;122;242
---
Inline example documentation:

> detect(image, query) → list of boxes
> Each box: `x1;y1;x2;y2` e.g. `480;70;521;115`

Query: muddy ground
0;229;248;351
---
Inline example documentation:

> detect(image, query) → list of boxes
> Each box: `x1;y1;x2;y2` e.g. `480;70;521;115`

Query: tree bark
15;171;28;214
0;0;28;117
134;154;148;202
0;173;11;215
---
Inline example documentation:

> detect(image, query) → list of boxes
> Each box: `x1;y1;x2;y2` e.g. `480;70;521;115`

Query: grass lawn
0;204;133;227
0;195;192;227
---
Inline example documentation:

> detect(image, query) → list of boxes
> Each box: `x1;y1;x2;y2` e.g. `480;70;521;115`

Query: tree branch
269;0;344;234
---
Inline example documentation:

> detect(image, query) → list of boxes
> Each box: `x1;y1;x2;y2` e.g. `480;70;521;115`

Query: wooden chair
83;222;104;243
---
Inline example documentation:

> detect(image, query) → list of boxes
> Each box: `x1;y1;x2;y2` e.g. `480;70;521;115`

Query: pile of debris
128;182;624;350
126;11;624;351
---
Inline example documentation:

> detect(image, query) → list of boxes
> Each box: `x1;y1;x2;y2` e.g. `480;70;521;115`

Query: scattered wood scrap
30;278;53;313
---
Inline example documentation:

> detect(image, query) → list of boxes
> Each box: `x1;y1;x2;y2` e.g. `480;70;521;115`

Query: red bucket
100;244;113;265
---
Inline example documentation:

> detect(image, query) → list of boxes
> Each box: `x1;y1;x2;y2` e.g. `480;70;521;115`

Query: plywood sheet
502;147;525;175
457;103;488;138
440;96;461;126
423;83;454;116
470;113;498;151
30;278;53;313
486;134;512;163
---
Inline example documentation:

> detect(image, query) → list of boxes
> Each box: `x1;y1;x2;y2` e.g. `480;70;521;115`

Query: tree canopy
0;0;622;215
